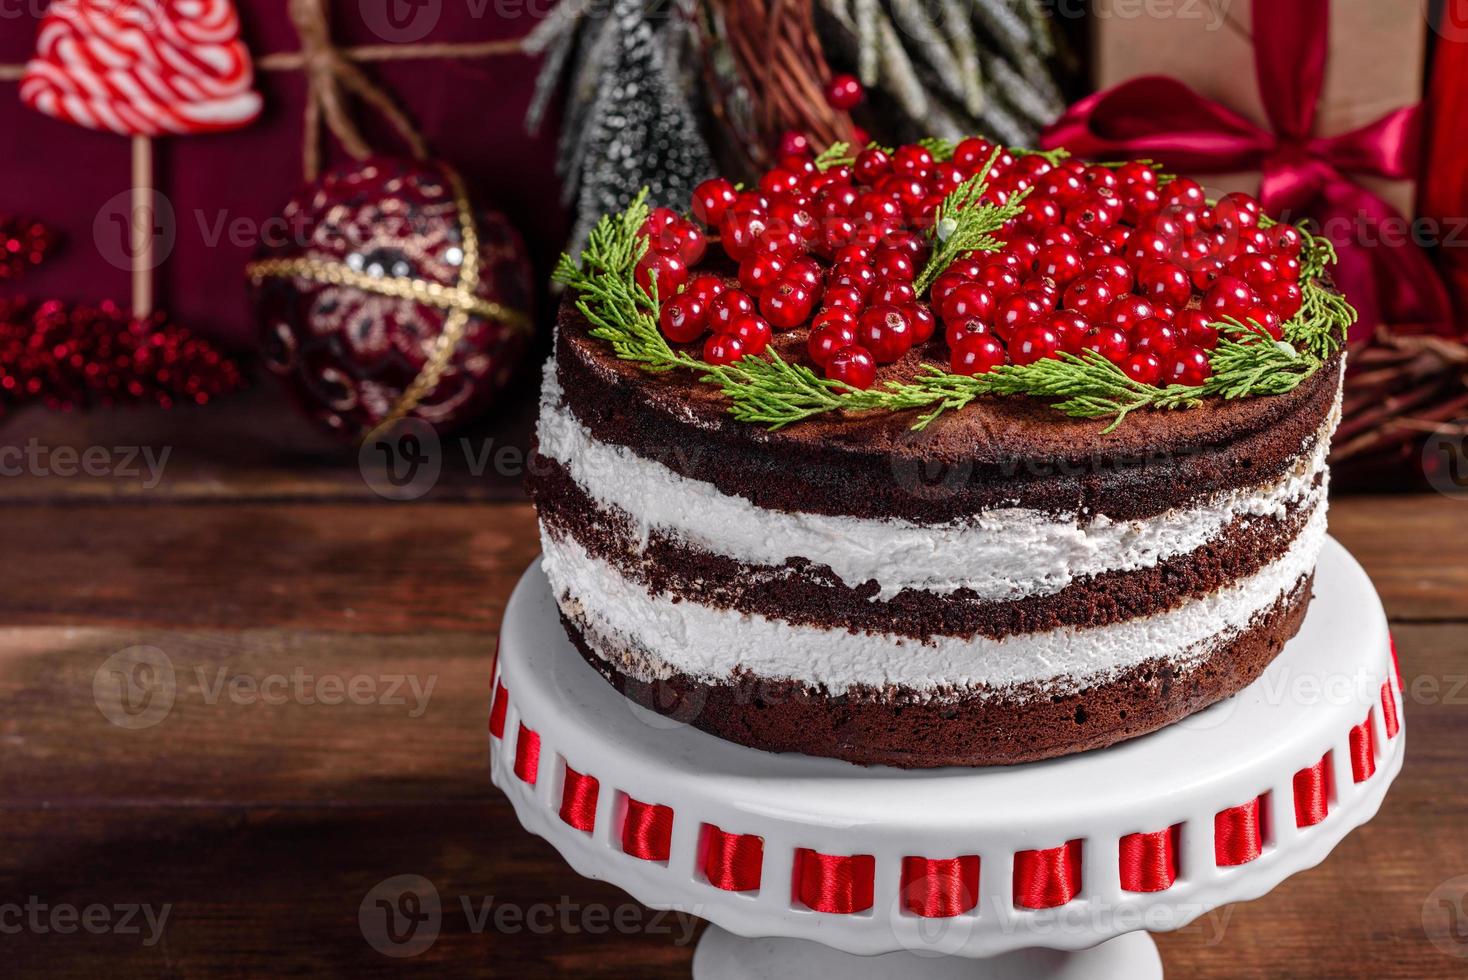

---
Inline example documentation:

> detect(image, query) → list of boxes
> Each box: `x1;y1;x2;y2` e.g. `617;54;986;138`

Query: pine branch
914;146;1030;293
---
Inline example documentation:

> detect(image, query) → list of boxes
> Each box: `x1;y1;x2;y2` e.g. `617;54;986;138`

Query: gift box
1091;0;1427;217
0;2;567;350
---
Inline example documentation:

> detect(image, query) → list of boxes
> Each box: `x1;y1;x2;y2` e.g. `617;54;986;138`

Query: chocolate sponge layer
532;451;1319;641
558;576;1313;769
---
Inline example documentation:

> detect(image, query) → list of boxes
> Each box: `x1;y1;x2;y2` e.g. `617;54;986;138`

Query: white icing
537;359;1334;601
539;492;1329;698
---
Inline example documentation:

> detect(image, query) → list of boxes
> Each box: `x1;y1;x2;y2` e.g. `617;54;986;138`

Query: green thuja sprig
915;147;1030;294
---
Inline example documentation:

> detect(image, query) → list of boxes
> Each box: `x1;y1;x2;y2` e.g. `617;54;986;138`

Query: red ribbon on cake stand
1040;0;1450;341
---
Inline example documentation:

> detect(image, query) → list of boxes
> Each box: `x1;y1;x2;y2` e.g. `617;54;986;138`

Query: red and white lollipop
20;0;262;317
21;0;262;136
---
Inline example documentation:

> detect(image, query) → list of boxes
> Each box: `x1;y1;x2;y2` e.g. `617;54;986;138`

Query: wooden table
2;394;1465;977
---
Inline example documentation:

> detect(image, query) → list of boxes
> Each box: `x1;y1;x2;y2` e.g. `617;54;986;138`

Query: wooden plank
1329;496;1468;621
0;503;540;632
0;627;496;805
0;378;539;503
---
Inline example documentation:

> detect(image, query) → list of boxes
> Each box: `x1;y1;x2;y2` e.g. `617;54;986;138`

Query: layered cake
531;140;1351;768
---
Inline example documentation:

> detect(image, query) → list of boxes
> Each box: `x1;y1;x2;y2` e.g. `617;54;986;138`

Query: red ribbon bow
1040;0;1449;339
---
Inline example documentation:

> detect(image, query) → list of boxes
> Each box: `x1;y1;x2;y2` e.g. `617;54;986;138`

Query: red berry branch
0;216;243;414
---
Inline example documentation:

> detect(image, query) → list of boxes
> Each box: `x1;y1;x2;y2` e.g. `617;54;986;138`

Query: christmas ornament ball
249;157;534;439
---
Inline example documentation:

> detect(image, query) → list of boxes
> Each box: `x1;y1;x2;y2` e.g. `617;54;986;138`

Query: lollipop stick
131;134;153;320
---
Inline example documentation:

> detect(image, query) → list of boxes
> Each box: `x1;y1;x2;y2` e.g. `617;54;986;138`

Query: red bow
1040;0;1449;340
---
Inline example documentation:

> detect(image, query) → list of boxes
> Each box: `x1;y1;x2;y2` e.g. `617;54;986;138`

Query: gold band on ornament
246;170;531;430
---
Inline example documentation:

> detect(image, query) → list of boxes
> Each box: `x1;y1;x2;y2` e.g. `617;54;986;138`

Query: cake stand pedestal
489;538;1404;978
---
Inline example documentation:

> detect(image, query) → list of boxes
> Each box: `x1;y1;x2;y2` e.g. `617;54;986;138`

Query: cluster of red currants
636;139;1308;391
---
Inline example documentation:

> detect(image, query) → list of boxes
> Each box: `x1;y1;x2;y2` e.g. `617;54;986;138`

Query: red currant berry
643;206;680;235
1083;256;1133;295
1120;351;1164;385
907;304;937;344
760;278;816;329
823;283;865;311
1242;304;1283;339
830;265;877;297
1274;255;1302;282
1229;254;1278;289
1137;260;1192;308
783;257;825;290
808;321;858;367
854;147;892;183
1270;224;1304;256
1044;310;1092;354
997;292;1047;338
703;333;746;366
1080;325;1132;363
709;289;756;331
691;178;738;227
1203;276;1257;320
953;137;996;174
1116;161;1159;189
824;73;864;110
1126;230;1174;266
759;167;802;199
930;272;974;309
979;264;1022;300
944;317;992;349
1174;309;1218;349
872;281;917;307
826;343;878;390
1010;323;1063;365
857;305;914;363
1163;177;1207;210
730;314;773;354
892;145;935;179
739;253;786;294
1063;276;1115;318
833;244;872;268
635;250;688;298
950;334;1006;375
779;130;811;158
1164;346;1212;386
658;294;707;344
816;215;858;255
1035;243;1085;285
1259;281;1304;319
940;282;996;325
685;272;728;307
1107;295;1156;332
1130;317;1179;356
720;209;767;261
1190;258;1227;292
1039;169;1087;205
872;247;917;283
1212;192;1261;233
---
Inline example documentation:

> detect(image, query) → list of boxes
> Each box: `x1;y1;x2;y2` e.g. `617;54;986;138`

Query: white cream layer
537;359;1334;602
540;490;1328;698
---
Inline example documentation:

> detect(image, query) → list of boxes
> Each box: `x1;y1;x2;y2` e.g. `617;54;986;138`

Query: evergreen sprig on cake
554;139;1353;432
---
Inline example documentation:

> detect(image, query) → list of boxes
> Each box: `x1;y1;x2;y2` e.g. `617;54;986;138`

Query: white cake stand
489;537;1403;978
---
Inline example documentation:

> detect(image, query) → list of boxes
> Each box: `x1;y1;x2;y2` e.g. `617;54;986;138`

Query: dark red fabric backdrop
0;4;566;350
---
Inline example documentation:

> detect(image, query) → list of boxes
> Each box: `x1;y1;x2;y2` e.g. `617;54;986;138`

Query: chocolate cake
529;140;1350;768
